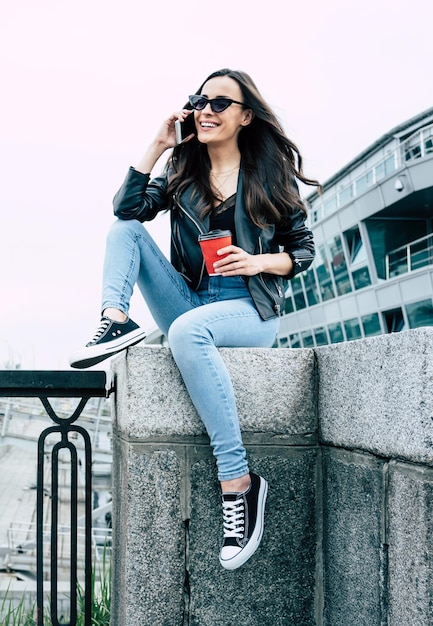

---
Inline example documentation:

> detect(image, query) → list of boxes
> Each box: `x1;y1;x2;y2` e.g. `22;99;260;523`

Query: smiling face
194;75;254;148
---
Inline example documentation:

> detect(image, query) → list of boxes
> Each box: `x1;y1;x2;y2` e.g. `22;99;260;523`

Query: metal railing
385;233;433;279
0;370;113;626
309;120;433;224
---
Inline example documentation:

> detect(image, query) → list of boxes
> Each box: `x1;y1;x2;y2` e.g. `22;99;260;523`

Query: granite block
187;449;319;626
110;444;185;626
317;328;433;465
387;462;433;626
322;448;386;626
111;345;316;441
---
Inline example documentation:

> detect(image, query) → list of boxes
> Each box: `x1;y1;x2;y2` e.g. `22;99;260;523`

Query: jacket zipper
258;237;283;315
173;193;206;286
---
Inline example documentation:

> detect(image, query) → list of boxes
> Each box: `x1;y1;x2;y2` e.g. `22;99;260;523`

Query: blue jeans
102;219;279;481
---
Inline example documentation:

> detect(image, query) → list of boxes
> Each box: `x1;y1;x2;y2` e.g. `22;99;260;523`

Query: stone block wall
110;328;433;625
316;328;433;626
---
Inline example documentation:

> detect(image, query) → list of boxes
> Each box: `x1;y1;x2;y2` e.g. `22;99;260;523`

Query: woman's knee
168;310;212;353
167;314;190;350
107;218;143;241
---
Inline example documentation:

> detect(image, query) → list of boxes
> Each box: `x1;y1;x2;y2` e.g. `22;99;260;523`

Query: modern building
277;106;433;349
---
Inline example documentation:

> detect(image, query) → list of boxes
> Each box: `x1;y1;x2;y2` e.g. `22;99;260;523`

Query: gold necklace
209;166;240;190
210;165;240;177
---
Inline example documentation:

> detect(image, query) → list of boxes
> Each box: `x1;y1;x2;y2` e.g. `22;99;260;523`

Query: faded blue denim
102;219;279;481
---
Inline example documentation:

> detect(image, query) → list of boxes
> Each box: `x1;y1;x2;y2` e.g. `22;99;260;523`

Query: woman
69;68;319;570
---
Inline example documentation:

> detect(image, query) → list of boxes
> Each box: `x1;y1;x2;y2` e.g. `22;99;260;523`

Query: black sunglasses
188;94;245;113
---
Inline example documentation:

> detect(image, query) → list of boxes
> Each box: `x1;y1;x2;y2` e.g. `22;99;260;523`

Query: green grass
0;547;111;625
0;587;37;626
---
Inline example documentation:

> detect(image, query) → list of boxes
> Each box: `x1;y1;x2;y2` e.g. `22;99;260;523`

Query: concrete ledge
317;328;433;465
113;345;317;441
110;328;433;625
111;345;319;625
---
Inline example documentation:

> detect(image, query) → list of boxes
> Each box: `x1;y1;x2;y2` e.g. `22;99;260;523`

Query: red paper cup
198;230;232;276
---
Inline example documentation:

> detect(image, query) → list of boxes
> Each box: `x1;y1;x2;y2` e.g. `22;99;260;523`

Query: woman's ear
241;109;254;126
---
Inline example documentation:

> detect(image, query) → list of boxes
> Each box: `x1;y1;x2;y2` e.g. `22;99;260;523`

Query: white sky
1;0;432;369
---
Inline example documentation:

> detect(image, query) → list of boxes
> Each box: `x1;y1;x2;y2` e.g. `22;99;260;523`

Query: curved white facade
278;107;433;348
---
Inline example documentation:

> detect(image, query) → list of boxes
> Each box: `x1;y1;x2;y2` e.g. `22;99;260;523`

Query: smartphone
175;119;186;144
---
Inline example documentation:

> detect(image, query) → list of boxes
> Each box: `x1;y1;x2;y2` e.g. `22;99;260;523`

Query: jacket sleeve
113;166;169;222
275;207;315;278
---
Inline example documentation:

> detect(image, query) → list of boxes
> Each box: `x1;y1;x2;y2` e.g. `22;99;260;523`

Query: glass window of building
338;184;354;206
375;154;396;179
292;276;307;311
344;226;372;289
315;245;335;301
329;323;344;343
301;330;314;348
344;318;362;341
366;217;426;280
352;266;371;290
362;313;382;337
327;235;352;296
424;126;433;154
344;226;367;264
303;269;320;306
410;234;433;271
383;308;404;333
406;299;433;329
386;245;408;278
309;198;323;224
404;131;422;161
311;208;320;223
355;170;373;195
314;327;328;346
289;332;301;348
324;195;338;215
385;155;396;175
284;293;294;315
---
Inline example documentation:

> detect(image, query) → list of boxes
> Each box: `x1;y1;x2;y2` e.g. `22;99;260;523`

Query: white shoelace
88;318;111;345
222;498;245;538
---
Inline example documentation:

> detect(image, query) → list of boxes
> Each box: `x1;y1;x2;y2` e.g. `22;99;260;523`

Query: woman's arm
113;110;193;221
213;248;293;277
135;109;193;174
214;206;314;278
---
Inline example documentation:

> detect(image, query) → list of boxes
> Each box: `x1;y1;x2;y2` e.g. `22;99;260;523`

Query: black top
209;193;237;244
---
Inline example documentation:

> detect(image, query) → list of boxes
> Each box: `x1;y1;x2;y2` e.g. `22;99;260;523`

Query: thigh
169;296;279;348
131;223;202;335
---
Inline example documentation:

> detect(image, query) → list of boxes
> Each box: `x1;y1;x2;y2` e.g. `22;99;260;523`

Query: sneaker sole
219;477;268;571
69;329;147;369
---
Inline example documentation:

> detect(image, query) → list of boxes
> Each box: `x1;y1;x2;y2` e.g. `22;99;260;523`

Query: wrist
260;252;292;276
259;253;271;274
136;141;167;174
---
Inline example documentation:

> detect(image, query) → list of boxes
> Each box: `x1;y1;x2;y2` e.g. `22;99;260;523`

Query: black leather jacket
113;166;315;320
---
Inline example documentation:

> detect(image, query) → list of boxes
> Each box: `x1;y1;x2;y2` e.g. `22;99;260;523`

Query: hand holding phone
175;120;183;144
174;110;195;145
176;119;192;145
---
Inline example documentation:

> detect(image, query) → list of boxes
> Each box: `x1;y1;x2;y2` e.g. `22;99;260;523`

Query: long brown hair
167;68;320;228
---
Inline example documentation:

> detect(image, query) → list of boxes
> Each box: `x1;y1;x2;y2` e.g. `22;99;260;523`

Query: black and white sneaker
69;316;146;369
219;472;268;570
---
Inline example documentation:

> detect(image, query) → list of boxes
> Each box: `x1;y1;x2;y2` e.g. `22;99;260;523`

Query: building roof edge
306;105;433;202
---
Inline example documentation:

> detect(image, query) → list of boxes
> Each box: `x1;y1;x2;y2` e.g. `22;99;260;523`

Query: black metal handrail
0;370;114;626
